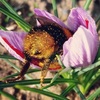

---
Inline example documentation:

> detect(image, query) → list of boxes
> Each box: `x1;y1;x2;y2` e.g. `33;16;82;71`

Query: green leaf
2;69;40;80
72;0;77;7
84;0;92;10
15;85;67;100
0;90;16;100
3;59;32;79
83;69;97;87
0;0;31;31
52;0;58;17
74;86;86;100
0;78;78;89
76;60;100;76
0;25;7;30
84;70;100;94
60;84;76;97
56;55;65;68
0;7;31;32
0;54;17;60
87;88;100;100
0;0;20;17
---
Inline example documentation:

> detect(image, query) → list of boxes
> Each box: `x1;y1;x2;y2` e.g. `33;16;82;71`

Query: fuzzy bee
5;24;72;86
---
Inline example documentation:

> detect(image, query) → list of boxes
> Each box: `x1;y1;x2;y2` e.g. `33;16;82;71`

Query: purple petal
67;7;97;36
61;26;99;68
0;30;26;61
34;8;67;28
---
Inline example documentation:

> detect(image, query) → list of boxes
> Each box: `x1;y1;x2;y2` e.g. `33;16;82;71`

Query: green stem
87;87;100;100
74;86;86;100
0;0;31;32
0;7;31;32
52;0;58;17
61;70;86;99
0;90;16;100
72;0;77;7
77;61;100;76
61;84;76;96
15;85;67;100
84;0;92;10
0;25;7;30
0;78;78;89
0;0;20;17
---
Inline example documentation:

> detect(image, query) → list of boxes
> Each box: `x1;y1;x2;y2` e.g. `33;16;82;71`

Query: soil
0;0;100;100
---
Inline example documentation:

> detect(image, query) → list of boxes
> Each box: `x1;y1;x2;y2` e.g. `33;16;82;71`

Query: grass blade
87;87;100;100
74;86;86;100
0;0;20;17
0;7;31;32
2;69;40;80
84;0;92;10
15;85;67;100
0;0;31;32
0;90;16;100
61;84;76;97
0;54;17;60
76;61;100;76
0;25;7;30
72;0;77;7
52;0;58;17
0;78;78;89
2;59;32;79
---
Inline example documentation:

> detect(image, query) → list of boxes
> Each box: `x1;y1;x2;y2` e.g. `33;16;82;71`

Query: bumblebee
6;24;72;86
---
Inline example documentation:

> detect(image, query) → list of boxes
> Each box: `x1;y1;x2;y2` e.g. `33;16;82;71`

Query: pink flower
62;8;99;68
0;7;99;70
34;7;99;68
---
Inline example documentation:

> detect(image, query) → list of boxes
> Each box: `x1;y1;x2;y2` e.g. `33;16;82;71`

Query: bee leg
4;61;30;83
40;59;50;87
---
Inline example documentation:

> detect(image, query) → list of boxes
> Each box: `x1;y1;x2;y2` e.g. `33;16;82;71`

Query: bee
5;24;72;86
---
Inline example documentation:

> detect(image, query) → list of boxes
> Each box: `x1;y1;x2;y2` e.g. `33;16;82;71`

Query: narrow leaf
61;84;75;97
84;0;92;10
0;78;78;89
72;0;77;7
52;0;58;17
0;7;31;32
15;85;67;100
87;88;100;100
0;90;16;100
0;55;17;60
74;86;86;100
3;59;32;79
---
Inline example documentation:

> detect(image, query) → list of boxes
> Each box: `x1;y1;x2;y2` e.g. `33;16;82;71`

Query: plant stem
84;0;92;10
72;0;77;7
52;0;58;17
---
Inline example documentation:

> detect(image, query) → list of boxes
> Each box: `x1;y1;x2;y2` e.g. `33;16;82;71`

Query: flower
0;7;99;70
34;7;99;68
62;8;99;68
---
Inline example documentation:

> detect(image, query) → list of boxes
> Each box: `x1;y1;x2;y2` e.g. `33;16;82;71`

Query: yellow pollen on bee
23;31;55;59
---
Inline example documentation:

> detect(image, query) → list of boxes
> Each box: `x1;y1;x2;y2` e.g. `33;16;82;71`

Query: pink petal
62;26;99;68
34;8;67;28
67;7;97;36
0;30;26;61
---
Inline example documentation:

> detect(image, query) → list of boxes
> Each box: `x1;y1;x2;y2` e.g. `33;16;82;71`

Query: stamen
85;19;89;28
